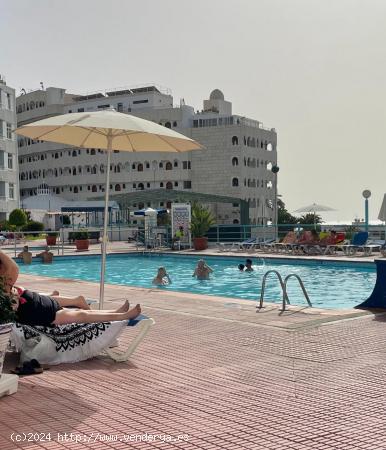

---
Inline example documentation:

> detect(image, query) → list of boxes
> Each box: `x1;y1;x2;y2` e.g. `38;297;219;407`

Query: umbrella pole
99;133;113;309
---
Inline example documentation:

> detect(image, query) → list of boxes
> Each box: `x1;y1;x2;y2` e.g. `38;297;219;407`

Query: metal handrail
283;274;312;310
258;270;289;310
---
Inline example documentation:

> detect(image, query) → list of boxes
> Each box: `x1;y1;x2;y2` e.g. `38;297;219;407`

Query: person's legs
66;300;130;314
51;295;91;310
53;304;141;325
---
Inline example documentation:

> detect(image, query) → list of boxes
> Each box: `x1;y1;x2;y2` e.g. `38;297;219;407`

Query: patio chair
10;314;155;365
237;237;258;252
216;242;239;252
339;232;369;256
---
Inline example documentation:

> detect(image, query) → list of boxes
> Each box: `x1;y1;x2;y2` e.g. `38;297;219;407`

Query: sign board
171;203;191;248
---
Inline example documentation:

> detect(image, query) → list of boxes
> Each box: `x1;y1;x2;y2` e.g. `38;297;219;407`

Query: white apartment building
17;85;277;224
0;76;19;220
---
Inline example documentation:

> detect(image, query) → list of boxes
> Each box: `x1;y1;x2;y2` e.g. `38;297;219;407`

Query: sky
1;0;386;223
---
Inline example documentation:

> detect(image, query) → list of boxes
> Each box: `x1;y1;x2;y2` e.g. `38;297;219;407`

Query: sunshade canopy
294;203;336;213
15;109;202;152
378;194;386;222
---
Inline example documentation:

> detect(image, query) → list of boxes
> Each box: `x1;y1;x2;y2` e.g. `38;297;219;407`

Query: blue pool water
18;254;376;309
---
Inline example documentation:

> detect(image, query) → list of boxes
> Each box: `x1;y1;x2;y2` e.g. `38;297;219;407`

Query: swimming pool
18;254;376;309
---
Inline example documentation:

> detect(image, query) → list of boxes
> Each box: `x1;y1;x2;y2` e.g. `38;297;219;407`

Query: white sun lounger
11;314;155;365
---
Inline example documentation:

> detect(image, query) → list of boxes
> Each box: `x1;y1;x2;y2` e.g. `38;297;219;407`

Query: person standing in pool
0;250;141;327
193;259;213;280
17;246;32;265
152;267;172;285
238;264;245;271
245;259;254;272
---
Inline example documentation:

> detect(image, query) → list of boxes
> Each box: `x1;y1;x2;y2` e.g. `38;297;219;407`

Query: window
90;149;96;155
97;104;111;109
166;181;173;190
115;184;121;191
182;161;191;170
8;183;15;199
174;181;178;187
77;108;84;112
165;162;172;170
117;103;123;112
232;178;239;187
133;99;148;104
137;163;143;172
165;122;171;129
72;150;77;157
232;136;238;145
160;182;164;188
232;203;239;207
174;161;178;167
7;153;13;169
173;121;177;127
183;181;191;189
232;157;238;166
6;122;12;139
6;93;11;110
138;183;144;190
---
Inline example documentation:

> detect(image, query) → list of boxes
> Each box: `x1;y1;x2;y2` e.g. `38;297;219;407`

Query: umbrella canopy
15;109;201;152
15;110;202;308
133;208;168;216
378;194;386;222
294;203;336;229
294;203;336;214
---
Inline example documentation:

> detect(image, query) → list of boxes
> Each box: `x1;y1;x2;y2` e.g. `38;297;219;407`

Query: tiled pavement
0;258;386;449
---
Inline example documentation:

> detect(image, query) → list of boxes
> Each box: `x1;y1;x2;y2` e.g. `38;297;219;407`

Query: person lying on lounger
0;250;141;327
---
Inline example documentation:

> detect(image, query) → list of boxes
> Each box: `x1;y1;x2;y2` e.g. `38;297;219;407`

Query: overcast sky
2;0;386;222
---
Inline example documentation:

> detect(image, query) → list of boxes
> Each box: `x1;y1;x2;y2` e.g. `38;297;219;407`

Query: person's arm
0;250;19;290
206;264;214;273
192;269;197;277
165;273;172;284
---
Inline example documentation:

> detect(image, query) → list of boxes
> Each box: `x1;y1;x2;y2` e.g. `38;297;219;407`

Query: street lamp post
271;165;280;239
362;189;371;233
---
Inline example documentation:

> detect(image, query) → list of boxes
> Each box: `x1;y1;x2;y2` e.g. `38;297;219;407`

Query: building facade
0;76;19;220
17;86;277;224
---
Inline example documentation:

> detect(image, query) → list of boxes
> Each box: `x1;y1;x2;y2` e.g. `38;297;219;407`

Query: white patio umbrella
378;194;386;238
15;109;202;308
378;194;386;222
294;203;336;228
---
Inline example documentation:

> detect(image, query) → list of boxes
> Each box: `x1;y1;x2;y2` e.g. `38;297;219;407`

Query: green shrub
190;203;215;238
22;221;45;233
72;229;89;240
9;209;27;229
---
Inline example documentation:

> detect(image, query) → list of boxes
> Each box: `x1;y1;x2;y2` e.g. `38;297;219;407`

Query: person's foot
116;300;130;313
125;304;141;320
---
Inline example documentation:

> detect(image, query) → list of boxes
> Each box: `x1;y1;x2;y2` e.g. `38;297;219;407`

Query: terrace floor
1;244;385;449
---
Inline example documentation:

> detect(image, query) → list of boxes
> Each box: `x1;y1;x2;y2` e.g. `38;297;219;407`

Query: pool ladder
258;270;312;312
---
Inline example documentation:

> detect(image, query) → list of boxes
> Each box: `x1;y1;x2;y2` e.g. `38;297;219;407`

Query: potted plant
46;231;58;246
190;203;215;250
0;279;16;378
73;229;90;251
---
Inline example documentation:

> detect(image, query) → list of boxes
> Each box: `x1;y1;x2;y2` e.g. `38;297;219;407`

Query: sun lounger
11;314;155;365
339;232;369;256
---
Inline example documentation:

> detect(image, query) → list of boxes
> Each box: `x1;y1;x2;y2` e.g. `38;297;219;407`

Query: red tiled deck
1;264;386;449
